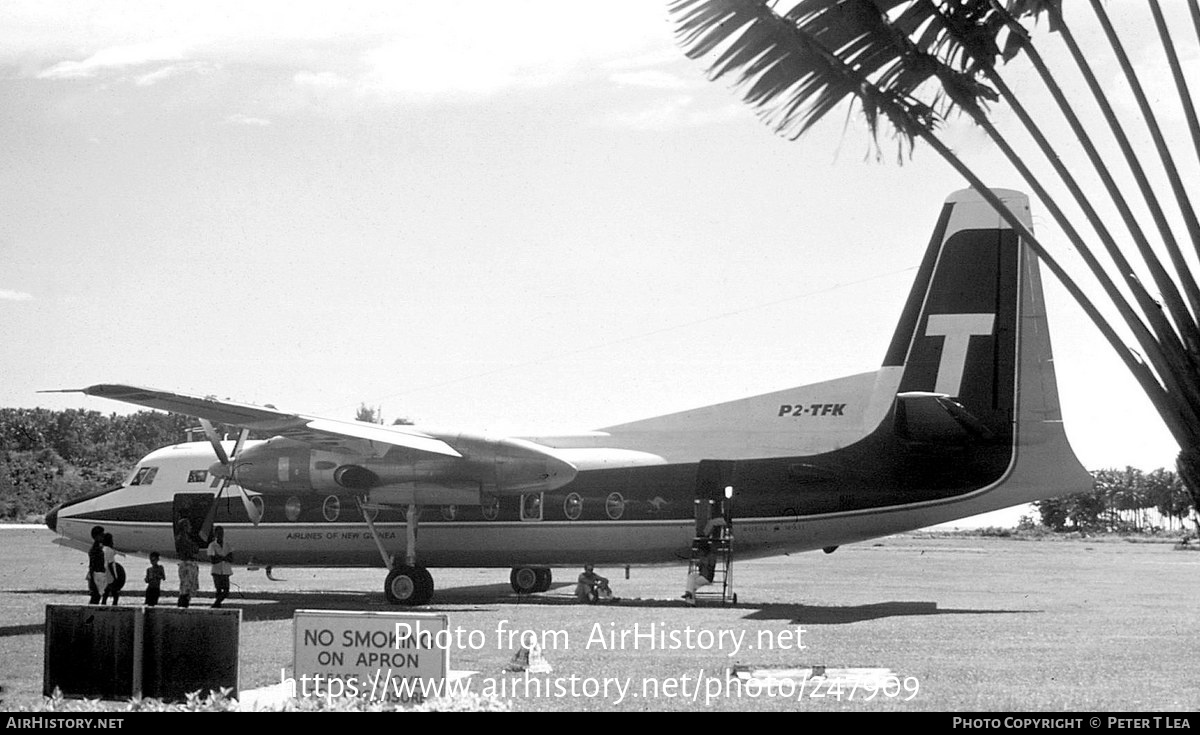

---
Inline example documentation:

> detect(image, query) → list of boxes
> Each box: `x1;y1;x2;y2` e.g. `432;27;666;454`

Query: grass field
2;526;1198;711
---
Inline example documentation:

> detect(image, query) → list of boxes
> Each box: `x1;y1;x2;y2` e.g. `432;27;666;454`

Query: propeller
197;419;262;537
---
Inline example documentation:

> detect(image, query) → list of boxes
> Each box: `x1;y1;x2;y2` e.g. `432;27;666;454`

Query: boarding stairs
689;528;735;605
690;459;738;605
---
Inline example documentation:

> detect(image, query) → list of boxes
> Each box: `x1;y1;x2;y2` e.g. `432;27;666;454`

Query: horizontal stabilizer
893;391;994;444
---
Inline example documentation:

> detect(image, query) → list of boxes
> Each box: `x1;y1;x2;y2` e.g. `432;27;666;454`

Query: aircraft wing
65;384;462;457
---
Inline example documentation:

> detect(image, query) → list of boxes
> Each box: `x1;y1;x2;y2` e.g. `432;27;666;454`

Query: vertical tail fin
599;188;1090;514
886;189;1024;445
878;188;1090;514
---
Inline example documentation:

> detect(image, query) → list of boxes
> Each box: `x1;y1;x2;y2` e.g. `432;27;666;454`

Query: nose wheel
385;565;434;605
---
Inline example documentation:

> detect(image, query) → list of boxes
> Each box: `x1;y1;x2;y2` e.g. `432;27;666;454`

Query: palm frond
670;0;1009;150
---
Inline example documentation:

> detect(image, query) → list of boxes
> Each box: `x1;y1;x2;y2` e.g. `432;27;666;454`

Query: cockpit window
130;467;159;486
187;470;208;483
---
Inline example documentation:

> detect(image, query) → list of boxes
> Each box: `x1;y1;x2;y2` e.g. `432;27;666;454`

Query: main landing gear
361;498;436;606
385;565;434;606
510;566;552;594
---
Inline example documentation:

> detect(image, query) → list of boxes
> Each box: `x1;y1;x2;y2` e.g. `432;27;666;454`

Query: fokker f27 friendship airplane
47;189;1091;605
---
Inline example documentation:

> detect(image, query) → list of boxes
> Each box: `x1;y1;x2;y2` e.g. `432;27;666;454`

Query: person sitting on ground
575;564;612;603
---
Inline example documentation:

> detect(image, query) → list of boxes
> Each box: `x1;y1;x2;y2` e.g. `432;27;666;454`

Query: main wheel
385;565;434;605
510;566;540;594
533;567;552;593
415;567;434;603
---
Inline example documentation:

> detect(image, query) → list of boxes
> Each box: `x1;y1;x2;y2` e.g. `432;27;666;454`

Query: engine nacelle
334;465;379;490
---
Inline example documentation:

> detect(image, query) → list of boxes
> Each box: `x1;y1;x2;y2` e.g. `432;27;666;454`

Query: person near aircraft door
703;514;728;541
87;525;105;604
100;532;124;605
175;519;200;607
144;551;166;606
575;564;612;603
207;525;233;608
683;540;717;606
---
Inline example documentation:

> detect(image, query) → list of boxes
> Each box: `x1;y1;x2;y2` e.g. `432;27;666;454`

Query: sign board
293;610;449;704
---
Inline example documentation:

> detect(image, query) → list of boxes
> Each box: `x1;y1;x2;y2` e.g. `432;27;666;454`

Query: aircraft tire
533;567;552;593
415;567;434;604
510;566;540;595
385;566;434;605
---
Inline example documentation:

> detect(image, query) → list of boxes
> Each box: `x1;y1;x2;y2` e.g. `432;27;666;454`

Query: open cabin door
691;460;737;605
172;493;213;555
694;459;736;535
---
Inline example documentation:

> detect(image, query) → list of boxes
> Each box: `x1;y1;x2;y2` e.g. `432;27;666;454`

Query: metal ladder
689;530;735;605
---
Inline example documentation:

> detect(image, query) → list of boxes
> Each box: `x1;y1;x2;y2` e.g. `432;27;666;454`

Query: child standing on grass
145;552;166;606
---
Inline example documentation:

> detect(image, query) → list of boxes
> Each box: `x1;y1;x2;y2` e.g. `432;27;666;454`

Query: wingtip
39;384;128;396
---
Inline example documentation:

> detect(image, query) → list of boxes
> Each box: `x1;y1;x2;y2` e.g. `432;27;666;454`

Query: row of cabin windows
140;468;630;522
286;491;628;522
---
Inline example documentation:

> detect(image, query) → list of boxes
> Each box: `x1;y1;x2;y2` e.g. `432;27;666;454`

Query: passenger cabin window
130;467;159;486
187;470;208;483
520;493;543;522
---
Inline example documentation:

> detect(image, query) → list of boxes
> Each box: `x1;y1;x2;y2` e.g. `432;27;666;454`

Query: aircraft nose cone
45;505;58;532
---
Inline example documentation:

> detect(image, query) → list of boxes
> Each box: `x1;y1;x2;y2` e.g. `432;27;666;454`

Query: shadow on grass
2;587;1038;628
0;623;45;638
5;582;727;624
744;601;1040;625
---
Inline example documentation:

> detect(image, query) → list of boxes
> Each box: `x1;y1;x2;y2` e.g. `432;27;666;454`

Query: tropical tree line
1034;467;1197;534
0;404;412;521
0;408;192;520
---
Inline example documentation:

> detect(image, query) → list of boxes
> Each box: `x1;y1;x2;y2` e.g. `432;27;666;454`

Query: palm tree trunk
1176;449;1200;520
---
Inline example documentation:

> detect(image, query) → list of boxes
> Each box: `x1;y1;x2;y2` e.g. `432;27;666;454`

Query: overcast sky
2;0;1197;501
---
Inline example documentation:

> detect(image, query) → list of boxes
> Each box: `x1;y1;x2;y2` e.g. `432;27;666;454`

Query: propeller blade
199;477;230;540
198;418;230;466
237;484;263;526
230;427;250;461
